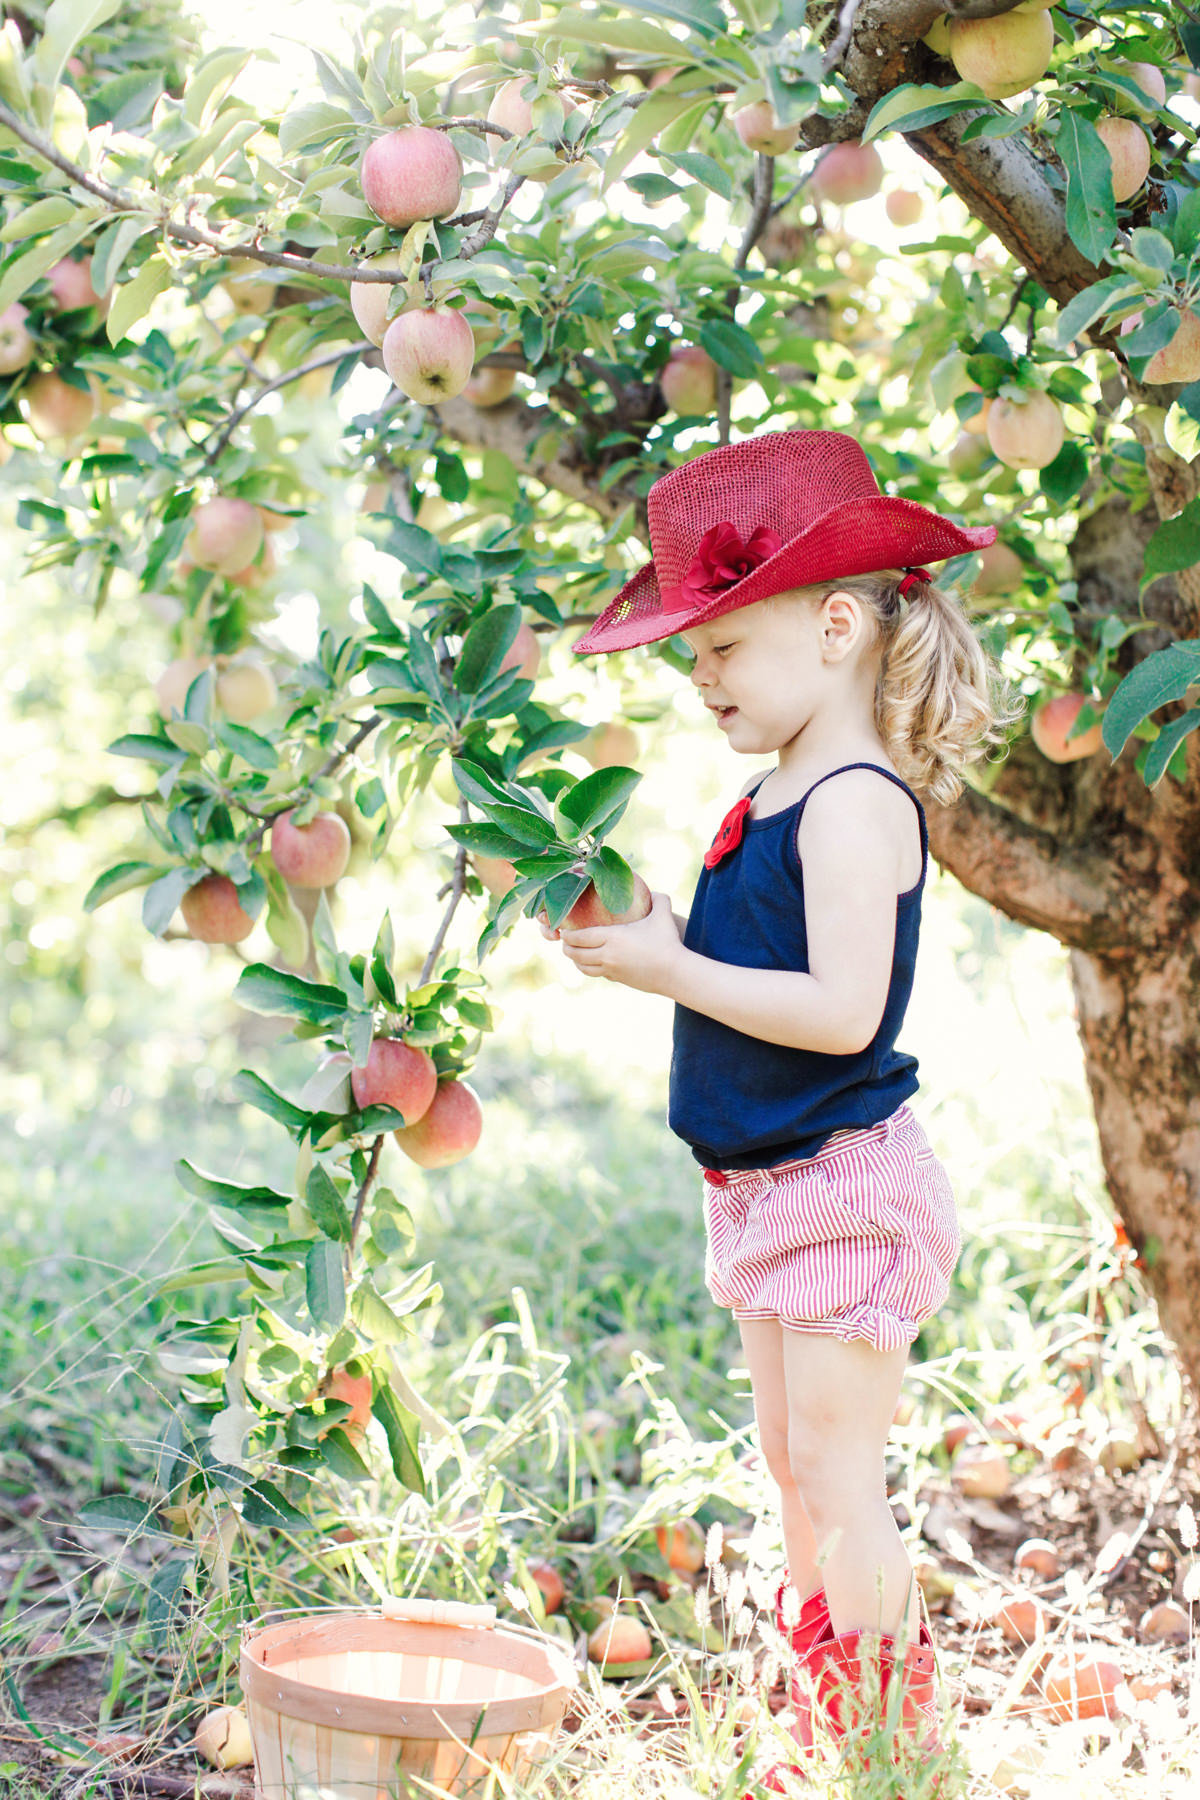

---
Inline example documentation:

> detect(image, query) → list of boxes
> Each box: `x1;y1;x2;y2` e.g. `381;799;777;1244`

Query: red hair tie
898;567;932;597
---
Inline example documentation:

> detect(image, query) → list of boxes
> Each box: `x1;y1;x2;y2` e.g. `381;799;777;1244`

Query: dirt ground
2;1413;1197;1797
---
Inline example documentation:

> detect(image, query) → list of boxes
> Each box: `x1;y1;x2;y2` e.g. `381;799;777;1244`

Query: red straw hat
573;429;995;656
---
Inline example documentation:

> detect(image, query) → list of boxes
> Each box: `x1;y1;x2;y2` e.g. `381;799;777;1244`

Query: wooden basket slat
241;1610;576;1800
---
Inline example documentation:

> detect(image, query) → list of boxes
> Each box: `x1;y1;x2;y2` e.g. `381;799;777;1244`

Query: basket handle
381;1595;497;1628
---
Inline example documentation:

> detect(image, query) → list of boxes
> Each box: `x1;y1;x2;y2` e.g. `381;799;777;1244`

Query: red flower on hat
671;521;783;613
704;794;753;869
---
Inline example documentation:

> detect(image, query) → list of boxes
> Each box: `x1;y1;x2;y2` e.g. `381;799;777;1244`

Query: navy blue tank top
668;763;928;1171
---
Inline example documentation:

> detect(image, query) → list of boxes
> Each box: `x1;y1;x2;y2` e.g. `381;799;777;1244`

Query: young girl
542;429;1019;1785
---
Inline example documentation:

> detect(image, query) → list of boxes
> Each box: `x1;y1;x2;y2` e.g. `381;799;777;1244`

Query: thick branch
925;785;1132;952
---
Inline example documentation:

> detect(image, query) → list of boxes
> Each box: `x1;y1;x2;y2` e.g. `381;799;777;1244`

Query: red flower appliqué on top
704;794;753;869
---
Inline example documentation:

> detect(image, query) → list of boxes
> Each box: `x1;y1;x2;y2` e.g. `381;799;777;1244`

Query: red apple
393;1078;483;1168
527;1558;565;1614
317;1363;373;1443
487;79;579;181
995;1592;1048;1644
732;100;799;156
952;1443;1012;1499
942;1414;975;1454
580;721;639;769
351;1037;438;1126
948;10;1055;99
499;620;541;682
1118;60;1166;111
565;869;652;929
226;533;278;590
180;874;256;944
1041;1654;1124;1722
885;188;924;227
1031;693;1104;762
270;808;351;888
0;302;35;374
1143;308;1200;385
1095;116;1151;202
349;249;413;346
1015;1538;1061;1580
473;854;518;897
23;370;96;441
381;305;475;404
256;504;293;533
154;654;214;715
660;344;718;416
587;1612;653;1670
215;657;276;720
186;497;264;577
972;541;1024;596
360;125;463;227
46;254;108;315
1140;1600;1188;1643
986;390;1065;470
461;366;516;407
656;1518;706;1572
811;139;884;206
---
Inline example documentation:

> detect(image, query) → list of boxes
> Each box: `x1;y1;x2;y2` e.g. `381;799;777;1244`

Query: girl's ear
819;588;862;654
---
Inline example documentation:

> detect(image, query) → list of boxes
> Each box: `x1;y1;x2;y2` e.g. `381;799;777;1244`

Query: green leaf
1057;112;1117;266
1143;707;1200;787
1168;186;1200;260
698;318;760;379
279;99;354;157
481;803;559;848
1142;499;1200;588
240;1479;315;1529
83;859;164;912
861;81;981;144
589;845;635;916
455;604;521;694
601;88;707;194
78;1494;163;1535
214;721;278;771
314;1426;372;1480
105;252;173;345
230;1069;311;1134
656;150;730;199
305;1163;353;1243
31;0;122;92
449;757;511;811
384;521;444;579
540;869;592;931
1039;441;1090;508
87;70;162;132
374;1382;426;1495
90;212;155;296
142;867;197;937
175;1159;292;1212
554;766;641;840
445;821;540;858
306;1239;345;1328
1051;274;1143;349
1100;641;1200;757
182;46;253;128
350;1279;411;1345
0;196;82;242
234;963;351;1027
1127;228;1174;273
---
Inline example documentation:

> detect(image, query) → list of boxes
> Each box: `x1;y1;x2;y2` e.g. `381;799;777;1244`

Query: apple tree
2;0;1200;1600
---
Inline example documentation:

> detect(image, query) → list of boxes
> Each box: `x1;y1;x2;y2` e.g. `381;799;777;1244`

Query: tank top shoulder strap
796;763;928;884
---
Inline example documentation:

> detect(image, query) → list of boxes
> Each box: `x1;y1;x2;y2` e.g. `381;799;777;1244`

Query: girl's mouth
715;706;737;725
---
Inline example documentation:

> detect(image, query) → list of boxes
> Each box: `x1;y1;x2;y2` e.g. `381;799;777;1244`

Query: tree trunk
1068;937;1200;1398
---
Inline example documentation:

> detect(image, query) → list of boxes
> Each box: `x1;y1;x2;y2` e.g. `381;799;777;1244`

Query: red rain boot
809;1614;945;1765
742;1576;831;1797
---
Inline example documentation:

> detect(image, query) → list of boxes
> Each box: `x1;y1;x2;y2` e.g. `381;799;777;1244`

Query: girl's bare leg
736;1317;821;1602
781;1328;919;1642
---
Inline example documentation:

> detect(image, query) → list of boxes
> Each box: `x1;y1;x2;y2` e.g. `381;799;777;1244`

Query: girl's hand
554;891;684;995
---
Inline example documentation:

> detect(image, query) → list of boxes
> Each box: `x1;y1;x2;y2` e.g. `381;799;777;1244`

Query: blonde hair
766;569;1025;807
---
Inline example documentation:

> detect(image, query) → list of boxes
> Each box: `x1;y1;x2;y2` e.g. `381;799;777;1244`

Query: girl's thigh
736;1314;790;1475
782;1330;909;1472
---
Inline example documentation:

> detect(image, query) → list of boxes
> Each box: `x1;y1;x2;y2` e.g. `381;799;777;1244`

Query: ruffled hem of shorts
730;1303;920;1353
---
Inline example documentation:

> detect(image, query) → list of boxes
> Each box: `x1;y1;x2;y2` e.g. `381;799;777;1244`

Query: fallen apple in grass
381;305;475;404
1041;1653;1125;1722
194;1705;255;1770
656;1518;706;1573
360;125;463;227
270;808;351;889
1031;692;1104;762
1140;1600;1188;1643
1014;1537;1061;1580
311;1363;373;1443
942;1413;976;1455
181;874;256;944
393;1078;483;1168
350;1036;438;1125
995;1592;1048;1645
526;1558;566;1614
586;1611;654;1670
952;1442;1012;1499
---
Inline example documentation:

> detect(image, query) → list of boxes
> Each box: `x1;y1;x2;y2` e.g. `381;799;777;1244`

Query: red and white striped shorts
701;1104;960;1352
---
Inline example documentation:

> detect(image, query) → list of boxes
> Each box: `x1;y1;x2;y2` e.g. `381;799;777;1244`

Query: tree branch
925;784;1136;952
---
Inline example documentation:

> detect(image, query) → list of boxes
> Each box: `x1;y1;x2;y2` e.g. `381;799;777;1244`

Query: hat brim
572;497;997;656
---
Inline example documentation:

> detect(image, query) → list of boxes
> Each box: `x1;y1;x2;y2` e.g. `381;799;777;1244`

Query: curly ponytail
768;568;1025;806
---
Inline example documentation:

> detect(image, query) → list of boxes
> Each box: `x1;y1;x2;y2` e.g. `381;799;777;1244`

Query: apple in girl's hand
565;867;652;929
